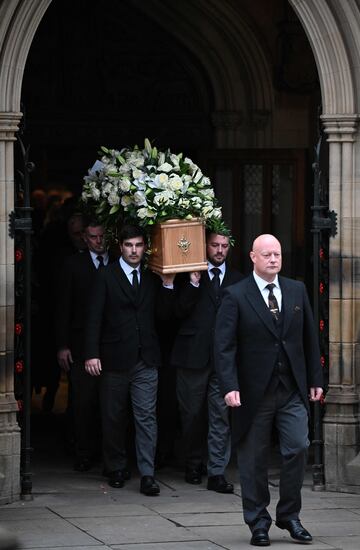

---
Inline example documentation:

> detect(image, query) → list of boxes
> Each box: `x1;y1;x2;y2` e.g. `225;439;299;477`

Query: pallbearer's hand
159;272;176;287
189;271;201;285
85;358;102;376
225;390;241;407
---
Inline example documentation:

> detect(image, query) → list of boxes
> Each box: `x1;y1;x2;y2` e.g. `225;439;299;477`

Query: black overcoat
214;274;323;444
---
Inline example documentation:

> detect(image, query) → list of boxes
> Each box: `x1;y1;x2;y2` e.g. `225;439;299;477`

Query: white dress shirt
120;256;141;285
253;271;282;312
208;261;226;285
89;250;109;269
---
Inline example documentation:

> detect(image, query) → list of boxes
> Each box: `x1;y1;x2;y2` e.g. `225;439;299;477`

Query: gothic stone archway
1;0;360;501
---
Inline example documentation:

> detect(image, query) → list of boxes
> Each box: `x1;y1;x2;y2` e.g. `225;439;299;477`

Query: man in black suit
56;218;110;471
215;234;323;546
84;224;174;495
171;232;243;492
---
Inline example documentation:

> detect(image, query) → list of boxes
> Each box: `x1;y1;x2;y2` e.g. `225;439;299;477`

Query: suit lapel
137;268;151;305
279;276;295;337
202;270;217;306
245;276;278;337
84;250;97;271
111;262;137;303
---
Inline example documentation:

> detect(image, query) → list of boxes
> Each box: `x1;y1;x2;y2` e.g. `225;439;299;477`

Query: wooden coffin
148;218;208;274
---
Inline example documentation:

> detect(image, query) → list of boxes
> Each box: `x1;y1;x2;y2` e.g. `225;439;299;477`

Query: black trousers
236;383;309;531
70;361;101;460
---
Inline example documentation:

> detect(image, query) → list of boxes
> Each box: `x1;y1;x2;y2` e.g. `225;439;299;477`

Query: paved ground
1;414;359;550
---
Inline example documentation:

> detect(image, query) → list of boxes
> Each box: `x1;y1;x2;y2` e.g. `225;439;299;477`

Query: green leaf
100;146;109;154
109;205;120;215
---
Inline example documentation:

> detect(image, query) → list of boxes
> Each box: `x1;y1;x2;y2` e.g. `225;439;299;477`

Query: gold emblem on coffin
177;235;191;254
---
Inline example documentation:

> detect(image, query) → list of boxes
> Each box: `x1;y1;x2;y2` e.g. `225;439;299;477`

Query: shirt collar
120;256;140;276
89;249;109;263
253;271;279;292
208;261;226;276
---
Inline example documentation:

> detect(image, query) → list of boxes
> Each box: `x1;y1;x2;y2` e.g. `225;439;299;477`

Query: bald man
214;234;323;547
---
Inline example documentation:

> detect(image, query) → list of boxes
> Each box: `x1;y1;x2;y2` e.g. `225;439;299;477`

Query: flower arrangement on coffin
81;139;231;273
80;139;232;271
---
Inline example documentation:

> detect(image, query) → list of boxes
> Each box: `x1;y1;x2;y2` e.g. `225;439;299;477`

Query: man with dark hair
171;231;243;492
215;234;323;546
56;218;111;471
84;224;174;495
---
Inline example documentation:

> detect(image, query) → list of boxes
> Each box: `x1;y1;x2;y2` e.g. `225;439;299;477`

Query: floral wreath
81;138;233;243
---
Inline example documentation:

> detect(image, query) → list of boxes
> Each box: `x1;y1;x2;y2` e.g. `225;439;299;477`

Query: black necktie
211;267;221;299
132;269;139;294
97;255;104;269
266;283;279;321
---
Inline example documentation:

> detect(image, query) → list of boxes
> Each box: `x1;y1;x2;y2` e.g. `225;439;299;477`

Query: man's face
83;225;106;255
206;234;230;267
120;236;145;267
68;217;86;251
250;235;282;282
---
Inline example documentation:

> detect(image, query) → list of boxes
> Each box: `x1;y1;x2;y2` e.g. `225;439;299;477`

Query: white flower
199;188;215;199
108;191;120;206
121;195;133;207
202;176;211;186
170;153;181;171
151;173;168;188
101;182;113;196
137;207;156;219
212;207;222;218
178;198;190;208
133;191;147;206
119;178;131;192
168;175;183;191
193;170;203;184
132;168;145;180
158;152;165;166
90;187;101;201
153;190;175;206
157;162;173;173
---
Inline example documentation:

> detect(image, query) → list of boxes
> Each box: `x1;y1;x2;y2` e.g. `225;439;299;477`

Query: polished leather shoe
250;528;270;546
275;519;312;542
207;475;234;494
108;470;124;488
140;475;160;495
185;467;202;484
102;467;131;481
74;458;92;472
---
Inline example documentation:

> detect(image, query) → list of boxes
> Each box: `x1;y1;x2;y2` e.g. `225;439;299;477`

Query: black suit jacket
171;266;243;369
55;250;115;361
84;261;173;371
214;274;323;444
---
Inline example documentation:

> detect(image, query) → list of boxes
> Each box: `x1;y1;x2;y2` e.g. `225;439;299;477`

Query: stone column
322;114;360;492
0;112;22;503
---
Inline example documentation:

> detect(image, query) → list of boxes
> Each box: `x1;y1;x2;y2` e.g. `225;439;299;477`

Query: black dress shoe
74;458;93;472
250;529;270;546
140;475;160;496
275;519;312;542
108;470;125;488
185;467;202;484
102;467;131;481
207;475;234;494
